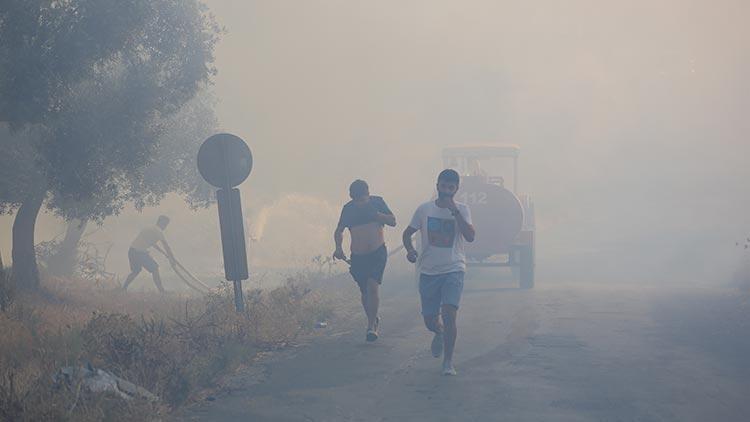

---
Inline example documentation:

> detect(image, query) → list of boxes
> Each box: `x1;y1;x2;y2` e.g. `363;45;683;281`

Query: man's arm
449;202;475;242
372;197;396;227
333;226;347;260
403;206;423;263
160;239;177;263
402;226;417;251
375;211;396;227
453;211;475;242
333;206;348;260
402;226;419;263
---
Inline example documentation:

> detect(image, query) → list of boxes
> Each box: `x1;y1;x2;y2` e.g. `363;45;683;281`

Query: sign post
197;133;253;312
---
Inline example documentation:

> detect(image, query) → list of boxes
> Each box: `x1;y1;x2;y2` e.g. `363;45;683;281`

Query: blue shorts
419;271;465;316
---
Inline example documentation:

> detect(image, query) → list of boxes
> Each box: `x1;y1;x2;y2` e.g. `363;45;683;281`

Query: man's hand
375;211;397;227
363;202;379;221
406;248;418;263
333;249;347;261
447;200;475;242
446;197;459;214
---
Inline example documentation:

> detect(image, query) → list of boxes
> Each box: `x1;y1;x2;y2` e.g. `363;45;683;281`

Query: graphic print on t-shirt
427;217;456;248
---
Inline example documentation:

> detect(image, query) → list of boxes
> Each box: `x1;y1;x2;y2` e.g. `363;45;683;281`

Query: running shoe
442;362;457;376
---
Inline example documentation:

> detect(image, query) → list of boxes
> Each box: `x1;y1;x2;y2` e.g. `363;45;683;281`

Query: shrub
0;273;336;420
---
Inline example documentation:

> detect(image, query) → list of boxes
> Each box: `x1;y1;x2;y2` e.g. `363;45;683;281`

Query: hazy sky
2;0;749;284
201;0;750;281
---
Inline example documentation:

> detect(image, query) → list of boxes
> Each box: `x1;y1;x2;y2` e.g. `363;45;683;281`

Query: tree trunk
47;219;88;278
12;195;44;290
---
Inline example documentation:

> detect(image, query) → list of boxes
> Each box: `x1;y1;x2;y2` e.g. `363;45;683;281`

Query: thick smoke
3;0;749;285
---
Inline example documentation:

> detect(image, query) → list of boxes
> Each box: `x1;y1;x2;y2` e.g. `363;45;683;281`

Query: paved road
181;269;750;421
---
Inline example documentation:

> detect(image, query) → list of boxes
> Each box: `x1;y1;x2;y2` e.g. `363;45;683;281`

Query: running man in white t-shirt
121;215;176;293
402;169;475;376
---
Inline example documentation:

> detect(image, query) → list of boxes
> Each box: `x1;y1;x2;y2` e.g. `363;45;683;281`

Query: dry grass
0;270;337;421
0;255;13;313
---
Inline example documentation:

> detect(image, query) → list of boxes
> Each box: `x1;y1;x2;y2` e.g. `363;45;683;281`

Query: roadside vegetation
0;259;338;421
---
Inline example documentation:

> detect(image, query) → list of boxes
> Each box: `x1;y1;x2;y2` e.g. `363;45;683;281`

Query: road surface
181;269;750;421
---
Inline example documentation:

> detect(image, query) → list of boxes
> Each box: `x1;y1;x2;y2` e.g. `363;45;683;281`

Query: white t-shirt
130;226;166;252
408;200;472;275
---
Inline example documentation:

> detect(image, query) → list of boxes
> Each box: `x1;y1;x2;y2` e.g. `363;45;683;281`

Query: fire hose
339;244;408;266
152;245;210;293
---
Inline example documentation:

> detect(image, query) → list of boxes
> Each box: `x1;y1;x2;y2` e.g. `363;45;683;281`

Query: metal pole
227;192;244;313
198;134;252;314
233;280;245;312
220;140;246;313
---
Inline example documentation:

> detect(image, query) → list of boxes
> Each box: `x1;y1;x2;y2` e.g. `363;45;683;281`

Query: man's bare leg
365;279;380;331
424;314;444;358
423;314;443;334
121;270;140;291
151;268;166;293
441;304;458;374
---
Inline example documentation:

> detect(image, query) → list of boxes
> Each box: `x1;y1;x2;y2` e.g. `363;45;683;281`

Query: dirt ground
179;269;750;421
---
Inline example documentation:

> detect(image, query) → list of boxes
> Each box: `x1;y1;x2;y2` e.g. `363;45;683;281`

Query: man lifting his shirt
333;180;396;342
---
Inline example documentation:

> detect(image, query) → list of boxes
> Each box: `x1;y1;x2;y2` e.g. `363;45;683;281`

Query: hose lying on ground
153;245;210;293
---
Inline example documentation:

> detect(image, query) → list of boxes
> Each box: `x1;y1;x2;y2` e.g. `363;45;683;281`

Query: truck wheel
519;244;534;289
510;250;520;280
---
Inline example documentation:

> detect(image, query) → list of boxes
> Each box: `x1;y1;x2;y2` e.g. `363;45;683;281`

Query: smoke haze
3;0;749;285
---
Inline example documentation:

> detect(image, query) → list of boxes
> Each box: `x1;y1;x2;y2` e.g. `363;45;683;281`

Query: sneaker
366;316;380;342
442;362;457;376
431;331;444;358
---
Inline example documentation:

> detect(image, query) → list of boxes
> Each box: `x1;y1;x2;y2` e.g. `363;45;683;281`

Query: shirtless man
333;180;396;341
122;215;176;293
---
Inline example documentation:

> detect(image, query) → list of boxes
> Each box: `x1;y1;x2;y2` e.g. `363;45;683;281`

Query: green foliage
0;0;220;127
0;0;221;220
0;1;222;288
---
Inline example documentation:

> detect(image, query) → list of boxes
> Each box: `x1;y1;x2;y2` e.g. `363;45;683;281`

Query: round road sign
197;133;253;188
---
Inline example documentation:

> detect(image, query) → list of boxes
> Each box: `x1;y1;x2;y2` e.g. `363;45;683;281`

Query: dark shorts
128;248;158;273
349;244;387;294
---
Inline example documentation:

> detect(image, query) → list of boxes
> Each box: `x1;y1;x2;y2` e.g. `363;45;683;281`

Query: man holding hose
122;215;176;293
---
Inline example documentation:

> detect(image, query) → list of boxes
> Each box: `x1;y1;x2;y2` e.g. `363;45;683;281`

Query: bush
0;254;14;312
0;274;335;420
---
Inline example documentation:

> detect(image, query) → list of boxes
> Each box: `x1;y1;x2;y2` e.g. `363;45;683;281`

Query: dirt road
181;269;750;421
